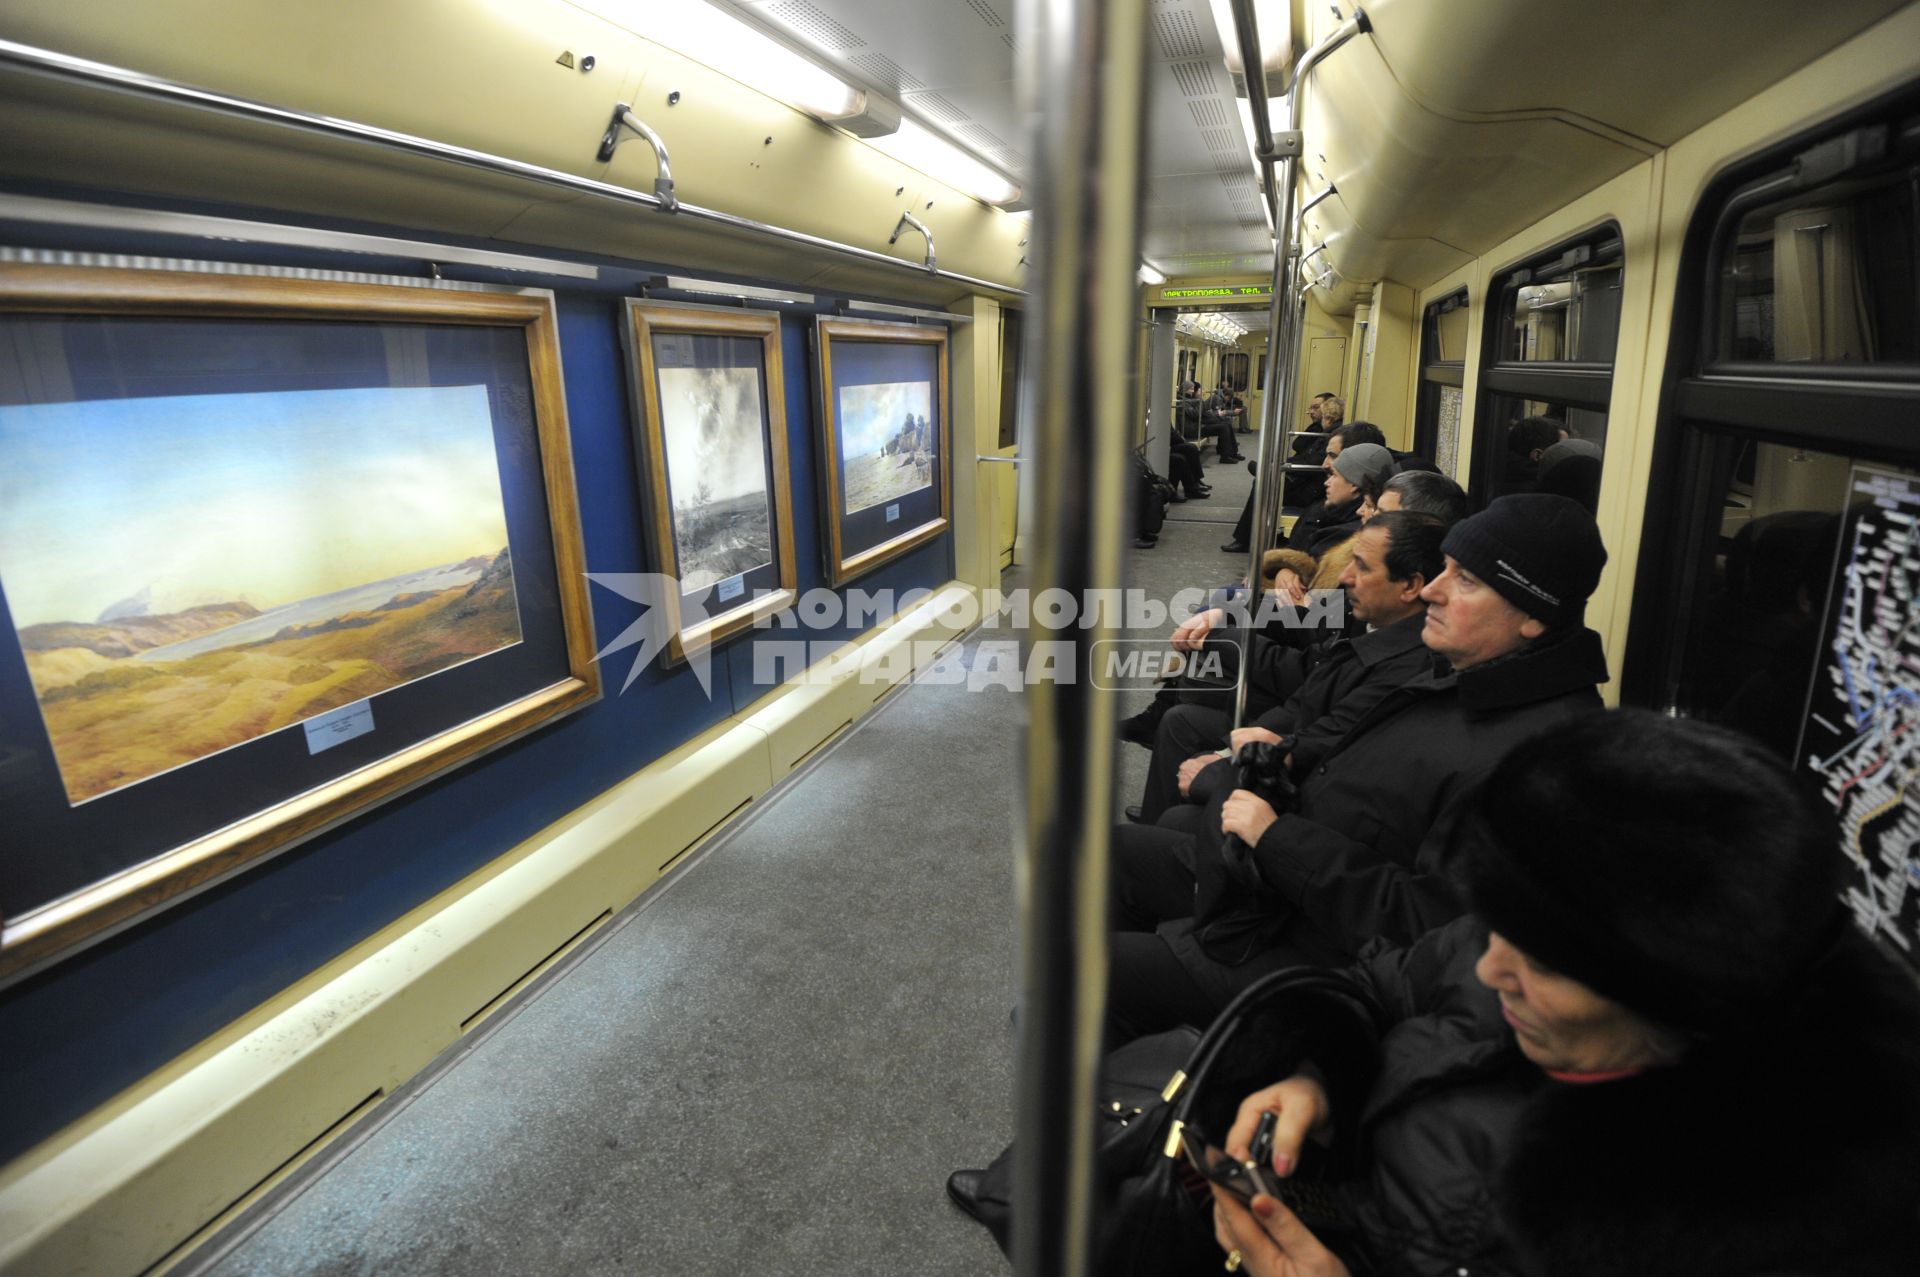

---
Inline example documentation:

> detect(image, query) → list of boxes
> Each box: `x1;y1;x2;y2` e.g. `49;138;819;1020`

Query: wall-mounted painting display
813;318;951;585
621;302;797;661
0;265;600;982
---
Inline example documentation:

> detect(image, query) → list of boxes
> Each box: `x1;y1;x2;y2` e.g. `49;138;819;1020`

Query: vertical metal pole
1231;6;1370;728
1011;2;1151;1275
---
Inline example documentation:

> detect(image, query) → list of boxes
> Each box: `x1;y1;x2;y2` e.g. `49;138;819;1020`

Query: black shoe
1220;453;1244;463
1247;460;1258;476
1125;805;1148;823
1168;491;1187;503
1134;535;1158;549
1119;710;1158;748
947;1169;989;1223
1187;485;1212;498
1221;540;1249;554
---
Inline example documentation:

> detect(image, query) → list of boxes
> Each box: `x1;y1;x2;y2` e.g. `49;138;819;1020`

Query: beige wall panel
948;295;1002;590
1361;279;1417;446
0;0;1029;292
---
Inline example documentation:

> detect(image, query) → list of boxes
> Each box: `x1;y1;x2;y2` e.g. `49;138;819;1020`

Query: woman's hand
1225;1076;1332;1175
1271;569;1308;607
1229;727;1284;753
1220;790;1279;848
1212;1191;1351;1277
1172;607;1227;652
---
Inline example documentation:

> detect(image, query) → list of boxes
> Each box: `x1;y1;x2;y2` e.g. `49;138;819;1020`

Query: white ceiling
719;0;1277;277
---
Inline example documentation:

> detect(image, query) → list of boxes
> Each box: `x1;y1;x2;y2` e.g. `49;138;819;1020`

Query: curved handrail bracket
889;211;937;274
597;102;678;212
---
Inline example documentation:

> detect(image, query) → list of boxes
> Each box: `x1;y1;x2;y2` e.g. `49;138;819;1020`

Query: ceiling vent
768;1;866;54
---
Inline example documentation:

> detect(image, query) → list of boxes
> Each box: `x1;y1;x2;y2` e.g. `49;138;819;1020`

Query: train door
993;306;1023;568
1306;335;1347;410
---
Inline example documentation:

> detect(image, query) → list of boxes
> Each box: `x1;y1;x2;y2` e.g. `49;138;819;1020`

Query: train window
1712;160;1918;365
1626;88;1920;965
1414;289;1468;476
1473;226;1623;505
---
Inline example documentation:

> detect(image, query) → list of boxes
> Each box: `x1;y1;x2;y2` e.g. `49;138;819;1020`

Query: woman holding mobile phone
1192;711;1920;1277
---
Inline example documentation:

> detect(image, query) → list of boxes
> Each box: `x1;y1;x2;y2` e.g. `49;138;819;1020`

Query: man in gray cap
1108;494;1613;1042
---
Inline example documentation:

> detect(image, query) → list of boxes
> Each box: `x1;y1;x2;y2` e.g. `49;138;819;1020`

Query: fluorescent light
864;119;1022;206
598;0;863;120
1233;95;1286;233
1209;0;1293;76
1138;262;1167;285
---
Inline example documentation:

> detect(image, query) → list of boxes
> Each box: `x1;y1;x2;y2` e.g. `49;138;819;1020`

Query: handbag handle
1158;966;1379;1155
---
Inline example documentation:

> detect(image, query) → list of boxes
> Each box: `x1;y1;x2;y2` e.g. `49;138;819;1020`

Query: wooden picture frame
813;318;951;586
0;264;601;983
622;301;798;662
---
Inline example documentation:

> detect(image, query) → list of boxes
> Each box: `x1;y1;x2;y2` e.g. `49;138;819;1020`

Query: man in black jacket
1220;420;1383;555
1109;494;1612;1041
1132;511;1447;823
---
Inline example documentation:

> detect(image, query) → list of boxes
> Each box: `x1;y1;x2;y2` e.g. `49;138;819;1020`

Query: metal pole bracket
597;102;678;212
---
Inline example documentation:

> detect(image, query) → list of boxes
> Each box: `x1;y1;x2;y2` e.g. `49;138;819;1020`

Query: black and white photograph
657;359;775;591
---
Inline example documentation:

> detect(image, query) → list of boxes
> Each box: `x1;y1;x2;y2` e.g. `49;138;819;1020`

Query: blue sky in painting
0;384;510;628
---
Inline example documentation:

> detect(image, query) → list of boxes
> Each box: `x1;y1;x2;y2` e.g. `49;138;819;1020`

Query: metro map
1803;464;1920;963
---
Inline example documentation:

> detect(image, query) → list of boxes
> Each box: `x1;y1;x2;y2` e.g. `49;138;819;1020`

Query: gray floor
184;435;1262;1277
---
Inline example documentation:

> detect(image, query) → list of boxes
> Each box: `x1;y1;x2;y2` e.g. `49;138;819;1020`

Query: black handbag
960;965;1378;1274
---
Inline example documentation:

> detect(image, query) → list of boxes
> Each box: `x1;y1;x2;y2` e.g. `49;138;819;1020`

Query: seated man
1199;386;1244;461
1132;510;1447;824
1108;494;1611;1042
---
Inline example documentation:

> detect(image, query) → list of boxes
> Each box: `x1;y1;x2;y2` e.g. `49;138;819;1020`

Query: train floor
175;435;1265;1276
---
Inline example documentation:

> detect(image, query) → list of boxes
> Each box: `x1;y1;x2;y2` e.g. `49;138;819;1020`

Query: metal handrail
0;36;1024;298
1233;5;1370;729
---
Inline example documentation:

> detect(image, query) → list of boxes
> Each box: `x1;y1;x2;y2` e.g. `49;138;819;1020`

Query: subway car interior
0;1;1917;1273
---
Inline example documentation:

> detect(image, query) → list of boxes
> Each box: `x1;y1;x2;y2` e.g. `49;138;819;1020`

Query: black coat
1190;612;1440;786
1236;915;1920;1277
1166;626;1609;993
1286;497;1363;556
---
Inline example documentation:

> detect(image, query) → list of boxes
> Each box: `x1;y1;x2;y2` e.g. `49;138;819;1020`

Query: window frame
1622;81;1920;713
1413;288;1468;464
1470;225;1625;506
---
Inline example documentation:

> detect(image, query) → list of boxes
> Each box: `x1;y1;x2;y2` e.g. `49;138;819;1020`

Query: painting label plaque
305;700;375;755
886;503;901;523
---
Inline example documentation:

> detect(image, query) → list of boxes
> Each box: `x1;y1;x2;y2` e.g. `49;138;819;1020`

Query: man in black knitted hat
1108;493;1614;1043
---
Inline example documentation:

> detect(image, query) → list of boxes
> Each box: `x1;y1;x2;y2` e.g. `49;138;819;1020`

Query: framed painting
812;318;951;585
621;301;798;661
0;263;600;983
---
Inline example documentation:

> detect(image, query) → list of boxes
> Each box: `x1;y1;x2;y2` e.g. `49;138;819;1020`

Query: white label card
716;575;746;602
304;699;375;755
885;503;901;523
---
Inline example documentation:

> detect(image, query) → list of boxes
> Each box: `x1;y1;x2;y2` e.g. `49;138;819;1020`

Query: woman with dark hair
1202;710;1920;1277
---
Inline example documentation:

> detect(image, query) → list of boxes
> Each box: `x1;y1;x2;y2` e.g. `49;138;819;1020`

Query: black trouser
1168;439;1206;497
1140;702;1230;822
1108;824;1213;1043
1201;420;1240;459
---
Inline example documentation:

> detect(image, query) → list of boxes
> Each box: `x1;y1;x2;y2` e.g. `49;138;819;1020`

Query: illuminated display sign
1160;286;1273;299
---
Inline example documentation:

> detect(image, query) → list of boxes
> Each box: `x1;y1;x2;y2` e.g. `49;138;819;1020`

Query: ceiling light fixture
864;118;1023;207
613;0;867;121
1138;262;1167;285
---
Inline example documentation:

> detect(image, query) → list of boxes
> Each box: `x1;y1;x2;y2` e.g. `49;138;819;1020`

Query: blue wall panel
0;229;955;1161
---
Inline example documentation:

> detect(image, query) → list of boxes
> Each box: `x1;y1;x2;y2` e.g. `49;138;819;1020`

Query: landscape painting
655;359;774;594
836;380;935;516
0;383;522;805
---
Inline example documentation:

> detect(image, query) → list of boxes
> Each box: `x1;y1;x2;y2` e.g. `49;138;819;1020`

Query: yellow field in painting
26;582;519;804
